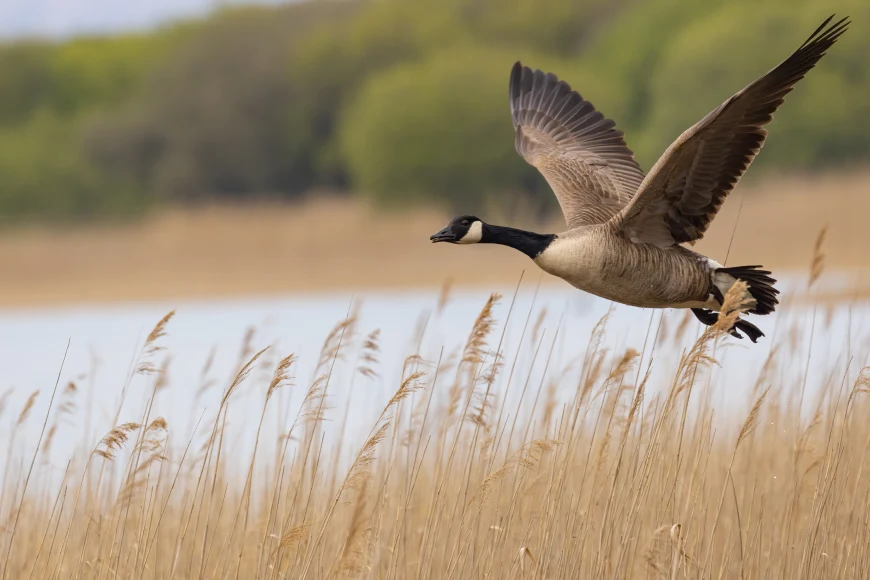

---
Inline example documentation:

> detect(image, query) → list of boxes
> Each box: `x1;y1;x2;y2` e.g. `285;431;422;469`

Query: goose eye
461;220;469;226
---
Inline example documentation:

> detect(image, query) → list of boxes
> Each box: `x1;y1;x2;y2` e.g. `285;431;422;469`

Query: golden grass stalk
461;293;501;367
221;346;270;409
705;385;771;574
299;368;425;577
136;310;175;375
315;312;358;377
472;439;560;506
356;330;381;379
0;388;14;422
42;381;79;460
6;258;870;579
233;353;298;576
16;390;39;426
93;422;143;461
335;479;372;578
1;342;68;579
436;277;454;314
809;224;828;288
267;353;297;403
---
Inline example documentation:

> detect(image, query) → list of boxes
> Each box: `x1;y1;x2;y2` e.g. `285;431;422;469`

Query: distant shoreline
2;172;870;308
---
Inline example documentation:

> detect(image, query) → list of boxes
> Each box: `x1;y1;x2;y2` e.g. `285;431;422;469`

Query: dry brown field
1;170;869;307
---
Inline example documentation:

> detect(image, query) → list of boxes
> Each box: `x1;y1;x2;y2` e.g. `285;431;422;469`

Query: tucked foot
691;308;743;340
734;318;765;343
690;308;765;343
691;308;719;327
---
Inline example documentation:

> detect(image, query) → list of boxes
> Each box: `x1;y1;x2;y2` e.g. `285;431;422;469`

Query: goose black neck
481;223;555;259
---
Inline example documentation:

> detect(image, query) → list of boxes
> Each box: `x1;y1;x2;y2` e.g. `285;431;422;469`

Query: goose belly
533;236;712;309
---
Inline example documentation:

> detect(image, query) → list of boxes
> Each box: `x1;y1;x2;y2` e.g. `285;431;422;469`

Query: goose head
430;215;483;244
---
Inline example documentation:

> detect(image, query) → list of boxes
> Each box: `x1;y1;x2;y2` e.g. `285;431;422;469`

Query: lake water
1;273;867;481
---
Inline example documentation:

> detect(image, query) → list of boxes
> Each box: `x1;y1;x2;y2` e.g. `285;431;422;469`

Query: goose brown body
534;226;714;309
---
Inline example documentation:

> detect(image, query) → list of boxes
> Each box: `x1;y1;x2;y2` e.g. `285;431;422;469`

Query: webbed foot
690;308;764;343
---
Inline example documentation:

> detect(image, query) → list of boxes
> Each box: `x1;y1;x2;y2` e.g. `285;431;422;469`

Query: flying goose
431;15;849;342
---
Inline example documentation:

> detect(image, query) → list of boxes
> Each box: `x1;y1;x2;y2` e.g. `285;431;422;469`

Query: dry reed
3;268;870;580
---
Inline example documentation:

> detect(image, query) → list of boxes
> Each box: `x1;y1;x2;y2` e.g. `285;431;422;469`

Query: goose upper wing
610;15;849;248
510;62;646;229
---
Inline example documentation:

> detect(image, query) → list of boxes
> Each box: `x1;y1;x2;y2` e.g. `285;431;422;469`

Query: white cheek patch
458;221;483;244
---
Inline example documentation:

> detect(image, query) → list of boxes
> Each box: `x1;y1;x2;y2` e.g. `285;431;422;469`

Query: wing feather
510;62;646;229
612;15;849;248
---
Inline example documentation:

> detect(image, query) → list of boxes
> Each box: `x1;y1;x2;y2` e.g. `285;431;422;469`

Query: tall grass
2;274;870;578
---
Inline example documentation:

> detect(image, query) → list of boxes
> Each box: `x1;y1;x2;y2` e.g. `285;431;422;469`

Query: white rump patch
707;259;757;309
458;221;483;244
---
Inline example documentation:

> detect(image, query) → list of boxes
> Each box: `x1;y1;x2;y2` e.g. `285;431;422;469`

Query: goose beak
430;226;456;243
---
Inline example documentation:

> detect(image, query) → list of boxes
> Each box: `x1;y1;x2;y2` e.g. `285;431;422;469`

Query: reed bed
2;259;870;578
4;170;870;308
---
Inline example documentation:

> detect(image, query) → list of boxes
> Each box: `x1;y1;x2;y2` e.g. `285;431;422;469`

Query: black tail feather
717;265;780;315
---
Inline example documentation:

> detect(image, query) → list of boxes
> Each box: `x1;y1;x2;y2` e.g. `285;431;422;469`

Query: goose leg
690;308;764;343
690;308;719;327
734;318;765;343
691;308;741;339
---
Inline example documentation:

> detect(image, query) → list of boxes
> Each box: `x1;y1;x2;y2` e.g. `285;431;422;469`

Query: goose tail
716;265;780;315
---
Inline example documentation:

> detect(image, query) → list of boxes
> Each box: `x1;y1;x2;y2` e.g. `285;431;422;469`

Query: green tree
85;3;358;200
1;0;869;223
577;0;728;138
340;46;581;214
47;33;180;116
453;0;619;56
635;1;870;170
0;43;56;127
0;112;142;222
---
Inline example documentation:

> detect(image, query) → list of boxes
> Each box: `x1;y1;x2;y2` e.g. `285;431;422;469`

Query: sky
0;0;294;39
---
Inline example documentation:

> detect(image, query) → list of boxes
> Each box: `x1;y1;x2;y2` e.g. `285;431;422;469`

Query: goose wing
611;15;849;248
510;62;646;229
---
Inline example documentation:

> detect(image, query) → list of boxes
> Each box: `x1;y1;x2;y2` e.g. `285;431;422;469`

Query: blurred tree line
0;0;867;222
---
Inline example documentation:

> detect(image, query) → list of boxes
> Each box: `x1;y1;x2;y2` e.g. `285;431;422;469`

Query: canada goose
431;15;849;342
